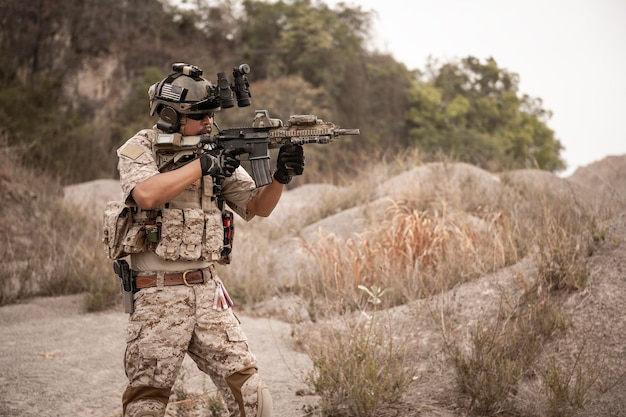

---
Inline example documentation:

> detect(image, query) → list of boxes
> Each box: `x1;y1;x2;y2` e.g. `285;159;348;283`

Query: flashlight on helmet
172;63;203;78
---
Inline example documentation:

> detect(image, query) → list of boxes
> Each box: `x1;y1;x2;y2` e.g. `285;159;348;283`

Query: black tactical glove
273;143;305;184
200;147;246;178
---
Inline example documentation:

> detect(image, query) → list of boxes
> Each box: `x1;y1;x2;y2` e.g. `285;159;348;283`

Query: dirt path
0;295;316;417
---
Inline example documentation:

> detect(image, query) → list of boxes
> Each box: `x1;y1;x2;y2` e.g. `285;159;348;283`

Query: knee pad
122;386;169;417
124;399;165;417
227;368;273;417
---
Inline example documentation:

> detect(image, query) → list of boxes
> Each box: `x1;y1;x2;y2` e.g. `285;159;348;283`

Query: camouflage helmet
148;63;220;118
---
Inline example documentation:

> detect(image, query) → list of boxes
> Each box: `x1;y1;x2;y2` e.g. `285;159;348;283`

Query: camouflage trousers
122;269;265;417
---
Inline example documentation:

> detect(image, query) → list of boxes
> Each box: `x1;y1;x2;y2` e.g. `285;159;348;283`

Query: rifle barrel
335;128;360;135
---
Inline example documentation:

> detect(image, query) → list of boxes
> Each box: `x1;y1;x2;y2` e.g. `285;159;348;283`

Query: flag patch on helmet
160;83;185;101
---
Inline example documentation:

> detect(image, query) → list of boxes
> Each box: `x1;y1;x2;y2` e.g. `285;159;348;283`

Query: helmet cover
148;63;220;117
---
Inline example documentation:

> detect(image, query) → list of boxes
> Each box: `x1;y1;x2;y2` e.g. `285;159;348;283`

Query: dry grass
542;349;600;417
0;138;117;310
301;201;518;316
447;294;569;415
305;287;416;417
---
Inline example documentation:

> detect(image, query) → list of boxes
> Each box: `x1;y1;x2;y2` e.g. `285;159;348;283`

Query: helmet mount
149;62;251;133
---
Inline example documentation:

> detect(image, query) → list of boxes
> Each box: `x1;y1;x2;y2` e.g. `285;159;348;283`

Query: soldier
114;63;304;417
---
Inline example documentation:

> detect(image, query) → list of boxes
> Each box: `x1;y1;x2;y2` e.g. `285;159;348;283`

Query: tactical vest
102;130;234;264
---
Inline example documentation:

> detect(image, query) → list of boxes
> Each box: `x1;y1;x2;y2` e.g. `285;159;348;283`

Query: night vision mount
173;62;252;110
153;62;252;133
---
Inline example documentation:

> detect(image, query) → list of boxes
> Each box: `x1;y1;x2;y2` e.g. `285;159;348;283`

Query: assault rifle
205;110;359;187
154;109;360;187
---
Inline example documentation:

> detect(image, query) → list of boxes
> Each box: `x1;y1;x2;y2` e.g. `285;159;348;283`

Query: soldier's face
183;113;214;136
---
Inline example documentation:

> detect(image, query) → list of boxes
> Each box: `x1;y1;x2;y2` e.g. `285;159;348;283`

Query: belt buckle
182;270;194;287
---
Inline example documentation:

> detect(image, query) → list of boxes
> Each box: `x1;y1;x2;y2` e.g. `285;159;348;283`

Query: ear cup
156;106;181;133
159;106;179;125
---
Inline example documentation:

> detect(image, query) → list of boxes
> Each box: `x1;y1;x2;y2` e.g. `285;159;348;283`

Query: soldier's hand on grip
273;143;305;184
200;147;246;178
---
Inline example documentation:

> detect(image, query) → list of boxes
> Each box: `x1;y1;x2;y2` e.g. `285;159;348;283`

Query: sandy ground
0;295;316;417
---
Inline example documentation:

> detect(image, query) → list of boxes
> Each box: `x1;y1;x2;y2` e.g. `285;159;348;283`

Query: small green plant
198;374;228;417
542;350;599;417
168;371;229;417
205;393;226;417
171;368;189;402
306;285;414;417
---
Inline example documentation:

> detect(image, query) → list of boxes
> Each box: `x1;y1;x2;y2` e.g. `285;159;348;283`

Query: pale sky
324;0;626;176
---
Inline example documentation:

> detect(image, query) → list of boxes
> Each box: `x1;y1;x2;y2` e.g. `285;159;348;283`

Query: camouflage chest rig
102;129;234;264
148;130;234;264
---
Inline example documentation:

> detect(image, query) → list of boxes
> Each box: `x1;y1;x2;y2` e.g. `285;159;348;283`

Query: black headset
155;73;187;133
157;105;181;133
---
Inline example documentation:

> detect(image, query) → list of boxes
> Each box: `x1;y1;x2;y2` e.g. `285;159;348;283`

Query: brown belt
135;269;206;289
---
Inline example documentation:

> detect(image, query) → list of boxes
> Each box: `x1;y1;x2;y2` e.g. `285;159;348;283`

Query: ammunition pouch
102;201;145;260
154;207;234;264
103;202;234;264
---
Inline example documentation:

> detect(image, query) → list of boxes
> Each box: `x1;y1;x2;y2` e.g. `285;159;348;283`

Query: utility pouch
202;208;223;262
145;222;160;244
123;225;146;255
103;201;135;260
180;208;204;260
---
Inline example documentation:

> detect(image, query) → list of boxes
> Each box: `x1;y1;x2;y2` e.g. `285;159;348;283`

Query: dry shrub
532;202;598;293
303;201;517;312
449;296;568;415
0;136;118;310
444;189;605;416
542;351;599;417
295;165;604;416
497;172;604;294
306;311;414;417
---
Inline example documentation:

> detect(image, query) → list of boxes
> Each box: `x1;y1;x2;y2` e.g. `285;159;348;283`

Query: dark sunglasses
186;112;214;120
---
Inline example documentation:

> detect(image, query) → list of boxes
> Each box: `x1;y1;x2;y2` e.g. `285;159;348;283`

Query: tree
405;56;565;172
360;54;413;146
238;0;289;80
239;0;374;127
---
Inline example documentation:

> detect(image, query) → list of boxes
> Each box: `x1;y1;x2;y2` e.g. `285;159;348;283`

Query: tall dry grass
0;137;117;310
302;202;517;314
